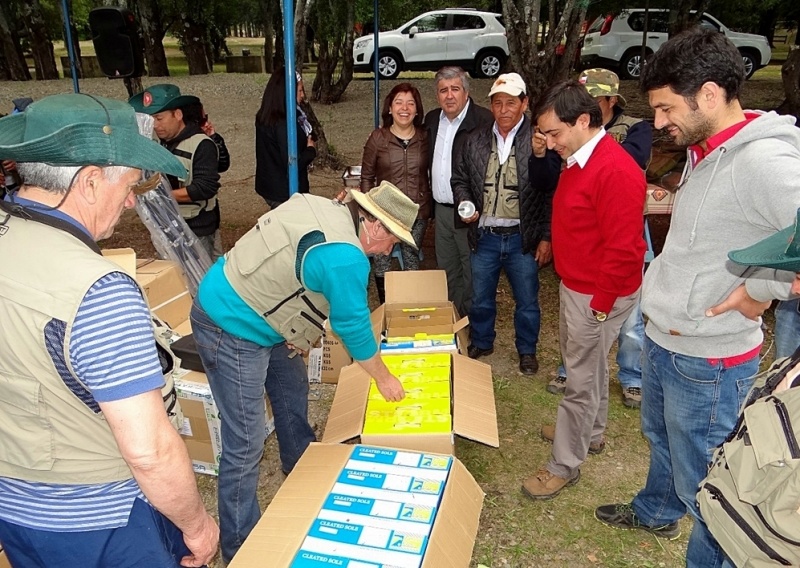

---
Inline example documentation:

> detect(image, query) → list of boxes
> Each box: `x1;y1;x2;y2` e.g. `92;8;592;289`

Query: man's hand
1;160;16;173
307;135;316;148
375;374;405;402
200;120;216;137
531;128;547;158
534;240;552;267
706;284;771;321
180;512;220;567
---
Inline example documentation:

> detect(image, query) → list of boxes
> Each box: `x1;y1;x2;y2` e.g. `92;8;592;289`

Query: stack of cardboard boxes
102;249;274;476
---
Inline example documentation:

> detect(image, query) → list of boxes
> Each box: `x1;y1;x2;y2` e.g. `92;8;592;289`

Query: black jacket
451;115;561;254
254;118;317;204
424;99;493;227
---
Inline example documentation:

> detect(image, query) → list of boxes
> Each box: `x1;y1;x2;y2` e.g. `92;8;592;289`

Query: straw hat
0;93;184;178
729;209;800;273
349;181;419;248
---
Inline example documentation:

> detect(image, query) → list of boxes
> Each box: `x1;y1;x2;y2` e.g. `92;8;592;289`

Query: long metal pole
283;0;299;196
59;0;80;93
372;0;380;129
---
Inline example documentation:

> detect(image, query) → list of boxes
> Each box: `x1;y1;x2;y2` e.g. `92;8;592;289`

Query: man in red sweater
522;80;646;499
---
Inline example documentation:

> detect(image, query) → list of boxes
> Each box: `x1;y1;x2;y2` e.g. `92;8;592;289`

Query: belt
483;225;520;235
435;201;454;208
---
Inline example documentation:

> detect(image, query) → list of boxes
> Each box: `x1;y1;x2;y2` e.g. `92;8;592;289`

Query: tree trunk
273;6;284;71
299;100;341;168
21;0;59;80
311;1;354;105
0;4;31;81
180;14;212;75
776;47;800;123
262;0;275;73
501;0;586;102
135;0;170;76
668;1;711;36
292;0;315;68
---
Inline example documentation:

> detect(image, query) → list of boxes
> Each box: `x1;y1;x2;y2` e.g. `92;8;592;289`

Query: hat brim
129;93;200;114
349;190;417;249
728;226;800;272
0;113;186;178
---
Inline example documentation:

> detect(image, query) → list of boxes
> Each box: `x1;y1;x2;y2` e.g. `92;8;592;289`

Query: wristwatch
592;309;608;322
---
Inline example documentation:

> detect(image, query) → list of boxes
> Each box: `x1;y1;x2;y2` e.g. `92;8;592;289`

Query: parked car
580;9;771;79
353;9;509;79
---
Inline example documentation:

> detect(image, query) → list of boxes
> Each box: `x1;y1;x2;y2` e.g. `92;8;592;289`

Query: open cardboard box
322;352;498;455
0;545;10;568
228;443;484;568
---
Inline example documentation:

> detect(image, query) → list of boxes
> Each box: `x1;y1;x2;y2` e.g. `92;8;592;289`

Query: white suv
353;9;509;79
581;10;771;80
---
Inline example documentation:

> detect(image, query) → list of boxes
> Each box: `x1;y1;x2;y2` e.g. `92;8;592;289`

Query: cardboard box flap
452;354;499;447
320;363;370;443
101;248;136;276
422;458;484;567
453;316;469;334
229;443;353;567
385;270;448;305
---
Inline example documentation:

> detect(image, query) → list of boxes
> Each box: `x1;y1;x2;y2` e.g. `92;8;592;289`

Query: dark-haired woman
360;83;430;302
254;68;316;208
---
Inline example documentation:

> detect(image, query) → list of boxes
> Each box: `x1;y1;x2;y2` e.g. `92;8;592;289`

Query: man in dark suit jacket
424;67;493;317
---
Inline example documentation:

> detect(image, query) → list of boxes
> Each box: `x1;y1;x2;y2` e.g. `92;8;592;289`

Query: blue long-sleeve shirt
197;242;377;361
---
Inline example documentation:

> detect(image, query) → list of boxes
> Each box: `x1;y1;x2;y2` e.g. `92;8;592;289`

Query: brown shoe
540;424;606;455
519;353;539;375
522;468;580;500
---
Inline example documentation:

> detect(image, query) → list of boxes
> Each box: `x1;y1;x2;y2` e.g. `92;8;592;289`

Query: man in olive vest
452;72;561;376
0;94;218;566
190;181;419;564
547;68;654;409
130;84;223;260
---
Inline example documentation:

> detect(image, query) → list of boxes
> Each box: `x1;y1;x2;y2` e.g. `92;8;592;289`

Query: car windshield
586;15;605;33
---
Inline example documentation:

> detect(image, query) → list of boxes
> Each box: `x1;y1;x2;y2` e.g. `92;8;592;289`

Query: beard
671;109;715;147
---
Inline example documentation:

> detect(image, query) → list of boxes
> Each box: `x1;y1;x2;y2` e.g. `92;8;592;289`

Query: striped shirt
0;272;165;531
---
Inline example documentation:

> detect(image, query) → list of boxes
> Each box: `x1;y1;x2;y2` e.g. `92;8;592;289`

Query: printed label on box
307;519;428;555
329;483;441;509
317;508;433;536
323;494;436;525
291;550;382;567
344;460;449;482
297;537;422;568
337;469;444;496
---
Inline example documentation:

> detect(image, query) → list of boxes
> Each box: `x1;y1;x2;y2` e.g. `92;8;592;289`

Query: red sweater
552;134;646;313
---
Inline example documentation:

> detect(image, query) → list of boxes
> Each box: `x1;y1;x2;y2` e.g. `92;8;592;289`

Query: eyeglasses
132;172;162;195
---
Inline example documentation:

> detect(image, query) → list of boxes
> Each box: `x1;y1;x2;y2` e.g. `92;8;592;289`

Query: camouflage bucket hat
579;68;627;108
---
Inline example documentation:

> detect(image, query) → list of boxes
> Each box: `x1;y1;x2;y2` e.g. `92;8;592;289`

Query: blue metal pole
60;0;80;93
372;0;379;129
283;0;299;196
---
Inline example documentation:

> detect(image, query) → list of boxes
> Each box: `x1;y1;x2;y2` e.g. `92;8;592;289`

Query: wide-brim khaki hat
729;209;800;273
349;181;419;248
0;93;185;178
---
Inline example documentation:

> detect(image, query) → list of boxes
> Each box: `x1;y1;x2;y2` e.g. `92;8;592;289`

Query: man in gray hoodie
594;27;800;568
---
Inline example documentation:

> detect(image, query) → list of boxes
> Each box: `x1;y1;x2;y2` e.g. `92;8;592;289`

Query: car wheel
740;50;758;80
475;51;503;78
377;52;401;79
619;50;645;80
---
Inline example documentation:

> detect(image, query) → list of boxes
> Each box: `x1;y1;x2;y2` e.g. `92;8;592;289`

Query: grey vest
482;136;520;219
223;194;362;351
0;210;180;484
174;132;218;220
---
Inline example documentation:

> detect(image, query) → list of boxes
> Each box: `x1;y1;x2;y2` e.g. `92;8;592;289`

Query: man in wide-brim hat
0;93;219;567
130;83;224;261
189;180;419;564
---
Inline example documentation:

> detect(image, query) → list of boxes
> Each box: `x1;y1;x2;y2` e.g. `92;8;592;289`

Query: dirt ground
0;70;788;567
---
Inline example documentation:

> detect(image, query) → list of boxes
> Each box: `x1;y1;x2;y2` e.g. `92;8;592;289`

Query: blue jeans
631;336;757;568
0;498;196;568
775;299;800;359
557;303;644;389
190;300;315;564
469;229;541;354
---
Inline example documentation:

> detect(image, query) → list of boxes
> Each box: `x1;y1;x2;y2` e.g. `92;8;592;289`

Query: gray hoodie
642;111;800;358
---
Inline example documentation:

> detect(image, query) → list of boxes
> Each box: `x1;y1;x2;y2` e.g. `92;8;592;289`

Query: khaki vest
224;194;362;351
482;136;520;219
607;114;652;170
0;210;180;484
174;132;218;220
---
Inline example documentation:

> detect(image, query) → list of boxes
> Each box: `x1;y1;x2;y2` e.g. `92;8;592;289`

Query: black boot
375;275;386;304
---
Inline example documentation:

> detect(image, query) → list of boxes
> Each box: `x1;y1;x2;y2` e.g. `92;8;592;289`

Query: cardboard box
228;443;484;568
0;546;10;568
135;259;193;329
101;247;137;276
175;369;275;476
322;353;498;455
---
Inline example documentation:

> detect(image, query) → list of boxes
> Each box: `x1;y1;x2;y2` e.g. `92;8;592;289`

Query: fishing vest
173;132;218;220
223;194;362;351
0;206;182;484
698;352;800;567
606;114;652;170
482;135;520;220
